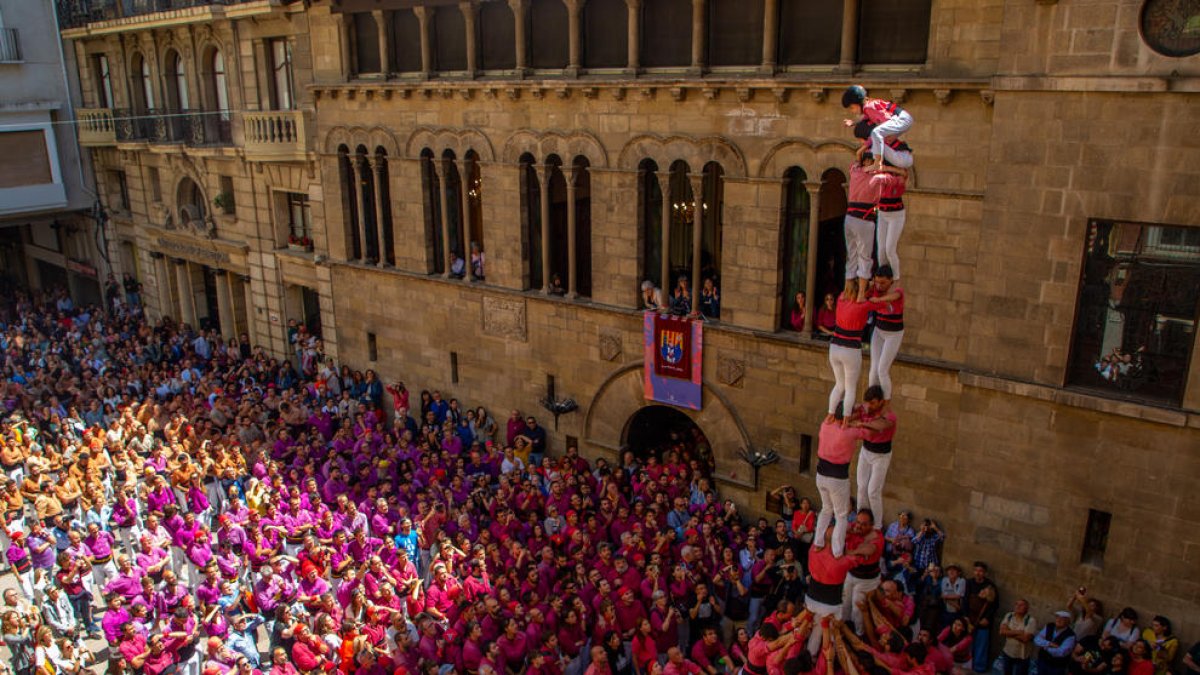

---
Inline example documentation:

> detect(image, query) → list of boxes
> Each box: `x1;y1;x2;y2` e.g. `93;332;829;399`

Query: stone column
760;0;778;74
459;156;473;281
225;271;243;336
509;0;528;75
539;164;552;293
690;0;706;75
435;159;453;277
566;167;578;298
624;0;640;75
240;275;255;343
838;0;858;74
213;270;235;340
371;156;389;267
336;14;353;81
152;252;172;321
689;172;704;305
352;154;369;262
374;10;391;76
460;1;478;77
174;259;197;328
413;6;433;78
566;0;583;76
657;170;672;294
803;181;822;332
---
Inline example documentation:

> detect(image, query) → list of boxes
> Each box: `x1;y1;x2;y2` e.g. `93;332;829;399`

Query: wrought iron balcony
56;0;267;30
108;109;232;147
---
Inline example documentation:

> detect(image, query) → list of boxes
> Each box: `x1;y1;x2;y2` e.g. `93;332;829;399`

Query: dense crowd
0;285;1194;675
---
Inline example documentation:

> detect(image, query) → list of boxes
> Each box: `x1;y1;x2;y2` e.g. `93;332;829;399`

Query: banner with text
643;312;703;410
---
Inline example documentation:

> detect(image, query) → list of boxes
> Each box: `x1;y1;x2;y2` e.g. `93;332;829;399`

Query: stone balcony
243;110;310;162
77;108;117;145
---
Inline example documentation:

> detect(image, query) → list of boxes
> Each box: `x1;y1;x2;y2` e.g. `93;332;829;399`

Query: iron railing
112;109;232;147
56;0;266;29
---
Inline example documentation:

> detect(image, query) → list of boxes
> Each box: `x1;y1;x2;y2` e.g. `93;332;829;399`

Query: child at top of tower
843;85;914;171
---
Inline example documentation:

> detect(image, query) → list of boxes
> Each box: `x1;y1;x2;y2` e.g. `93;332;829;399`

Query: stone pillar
152;252;172;320
213;270;235;340
761;0;778;74
460;1;478;77
174;259;197;328
838;0;858;74
352;154;369;262
689;172;703;306
226;272;243;336
624;0;640;75
435;158;453;277
240;275;255;344
566;0;583;76
803;181;822;332
566;167;578;298
459;156;473;280
509;0;528;75
657;171;672;294
336;14;353;81
413;6;433;77
371;156;389;267
690;0;706;75
374;10;391;76
539;164;552;293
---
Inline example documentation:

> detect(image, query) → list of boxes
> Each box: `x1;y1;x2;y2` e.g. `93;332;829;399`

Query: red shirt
832;296;872;346
862;98;902;126
818;420;864;466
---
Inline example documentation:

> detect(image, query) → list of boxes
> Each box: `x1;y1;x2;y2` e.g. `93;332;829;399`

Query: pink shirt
817;420;864;466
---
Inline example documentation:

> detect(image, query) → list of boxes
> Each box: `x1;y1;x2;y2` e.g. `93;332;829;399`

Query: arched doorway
623;404;705;462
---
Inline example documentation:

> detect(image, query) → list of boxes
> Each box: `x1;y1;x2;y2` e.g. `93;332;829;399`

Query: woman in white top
1103;607;1140;650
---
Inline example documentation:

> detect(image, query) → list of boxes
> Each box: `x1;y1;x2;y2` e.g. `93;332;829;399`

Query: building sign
66;258;97;278
643;313;703;410
155;236;231;264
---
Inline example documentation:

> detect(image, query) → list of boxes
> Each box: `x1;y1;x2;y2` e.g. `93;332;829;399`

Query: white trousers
869;328;904;400
856;448;892;527
843;574;882;628
829;344;863;415
875;209;906;279
871;110;914;163
813;473;851;558
804;597;843;655
844;216;875;280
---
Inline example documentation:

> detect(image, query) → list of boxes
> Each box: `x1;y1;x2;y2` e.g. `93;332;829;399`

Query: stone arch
322;126;400;157
758;137;920;188
501;129;609;167
404;126;496;162
582;362;754;482
616;133;748;177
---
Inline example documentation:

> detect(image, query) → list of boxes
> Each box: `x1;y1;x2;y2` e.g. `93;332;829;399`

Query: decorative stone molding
481;88;497;99
702;87;718;100
530;87;544;99
580;87;598;99
669;87;685;102
637;87;654;100
773;88;789;103
555;87;570;99
808;88;825;103
599;331;622;362
889;88;908;104
458;89;473;100
934;89;954;105
611;87;626;101
717;356;745;388
736;87;752;103
979;89;995;106
505;87;520;100
481;295;527;342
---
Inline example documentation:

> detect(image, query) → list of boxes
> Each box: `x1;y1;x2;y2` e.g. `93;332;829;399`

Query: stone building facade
59;0;1200;639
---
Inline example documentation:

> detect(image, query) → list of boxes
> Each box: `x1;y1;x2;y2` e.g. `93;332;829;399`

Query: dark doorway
624;405;701;459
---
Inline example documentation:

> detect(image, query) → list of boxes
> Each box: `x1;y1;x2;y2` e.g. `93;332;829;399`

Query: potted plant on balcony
212;192;235;215
287;235;314;253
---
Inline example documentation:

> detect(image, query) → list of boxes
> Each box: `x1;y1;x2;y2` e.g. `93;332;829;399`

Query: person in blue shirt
429;391;449;424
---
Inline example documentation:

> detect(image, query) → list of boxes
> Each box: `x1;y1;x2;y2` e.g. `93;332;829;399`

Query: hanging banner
643;312;703;410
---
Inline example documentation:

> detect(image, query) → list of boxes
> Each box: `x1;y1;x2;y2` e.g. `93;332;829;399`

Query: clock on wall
1139;0;1200;57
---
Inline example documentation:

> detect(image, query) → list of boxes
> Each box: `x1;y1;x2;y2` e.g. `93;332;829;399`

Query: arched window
779;166;811;331
521;153;542;291
375;148;394;267
165;50;189;111
441;150;464;277
338;145;360;260
639;158;663;296
392;9;423;73
583;0;627;69
572;156;592;298
432;6;467;71
356;146;379;263
210;50;229;119
667;160;694;290
131;53;155;112
353;13;382;75
546;154;568;293
700;161;724;298
420;149;444;274
464;150;484;279
815;168;849;307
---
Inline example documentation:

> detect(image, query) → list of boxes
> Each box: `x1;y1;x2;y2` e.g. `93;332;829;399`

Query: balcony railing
244;110;309;161
56;0;267;30
109;109;232;147
77;108;117;145
0;28;21;63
